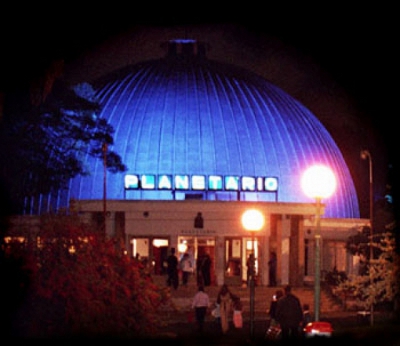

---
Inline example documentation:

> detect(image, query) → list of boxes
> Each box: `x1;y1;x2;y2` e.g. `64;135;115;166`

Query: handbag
187;310;195;323
211;304;220;318
233;310;243;328
265;324;281;340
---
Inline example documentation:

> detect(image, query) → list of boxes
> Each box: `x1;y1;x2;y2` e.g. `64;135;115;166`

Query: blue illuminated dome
62;39;359;218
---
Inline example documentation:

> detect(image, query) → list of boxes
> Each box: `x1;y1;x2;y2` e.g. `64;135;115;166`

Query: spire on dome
160;39;209;60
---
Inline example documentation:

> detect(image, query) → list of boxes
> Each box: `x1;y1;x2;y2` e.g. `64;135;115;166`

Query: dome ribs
52;45;360;218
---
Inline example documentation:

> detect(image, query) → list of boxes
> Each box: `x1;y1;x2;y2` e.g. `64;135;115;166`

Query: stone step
152;274;342;323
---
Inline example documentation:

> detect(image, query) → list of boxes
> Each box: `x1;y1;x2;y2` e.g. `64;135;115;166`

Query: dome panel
53;42;360;218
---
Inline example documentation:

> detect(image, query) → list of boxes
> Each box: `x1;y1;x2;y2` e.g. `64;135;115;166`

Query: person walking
275;285;303;340
216;284;235;334
192;285;210;333
180;252;193;287
166;247;179;289
268;251;277;286
267;289;284;327
198;251;212;286
246;253;256;287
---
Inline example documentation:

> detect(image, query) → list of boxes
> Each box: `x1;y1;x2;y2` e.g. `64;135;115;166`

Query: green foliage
9;211;170;339
324;267;347;286
345;226;370;257
0;80;127;214
333;231;399;311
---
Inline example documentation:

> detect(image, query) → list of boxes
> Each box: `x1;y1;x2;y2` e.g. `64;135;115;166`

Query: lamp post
361;149;374;326
301;165;336;322
102;143;108;234
241;209;264;339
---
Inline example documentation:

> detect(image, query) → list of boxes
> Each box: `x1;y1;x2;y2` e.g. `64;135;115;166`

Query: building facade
74;199;368;286
7;38;369;287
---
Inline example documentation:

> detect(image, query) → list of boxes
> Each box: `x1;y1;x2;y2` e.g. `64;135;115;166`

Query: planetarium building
36;39;369;286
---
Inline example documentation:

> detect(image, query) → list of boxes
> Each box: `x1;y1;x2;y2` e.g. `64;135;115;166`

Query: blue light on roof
40;40;359;218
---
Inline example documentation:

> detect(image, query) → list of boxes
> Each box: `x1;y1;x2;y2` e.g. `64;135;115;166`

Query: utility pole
361;149;374;326
102;143;108;235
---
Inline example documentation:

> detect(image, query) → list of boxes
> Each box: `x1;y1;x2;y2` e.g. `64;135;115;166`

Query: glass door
225;237;242;285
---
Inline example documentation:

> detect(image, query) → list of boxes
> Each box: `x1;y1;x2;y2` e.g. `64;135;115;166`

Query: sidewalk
155;309;397;345
153;275;397;343
155;274;349;323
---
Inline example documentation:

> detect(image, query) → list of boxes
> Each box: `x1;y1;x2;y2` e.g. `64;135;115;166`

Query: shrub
7;211;170;339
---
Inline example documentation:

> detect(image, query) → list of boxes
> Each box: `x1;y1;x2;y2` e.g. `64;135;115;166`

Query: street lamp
301;165;336;322
361;149;374;326
102;143;108;234
241;209;265;339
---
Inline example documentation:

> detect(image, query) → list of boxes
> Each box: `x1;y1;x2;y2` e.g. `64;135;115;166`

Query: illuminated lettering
192;175;206;190
265;177;278;191
158;175;172;189
256;177;264;191
141;175;155;189
241;176;255;191
225;176;239;190
124;175;139;189
175;175;189;190
208;175;223;190
123;174;278;193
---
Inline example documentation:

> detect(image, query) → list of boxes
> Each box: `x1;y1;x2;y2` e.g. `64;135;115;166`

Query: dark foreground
10;315;400;346
152;318;400;346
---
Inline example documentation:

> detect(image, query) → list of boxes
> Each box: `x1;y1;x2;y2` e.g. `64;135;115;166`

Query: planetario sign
124;174;278;192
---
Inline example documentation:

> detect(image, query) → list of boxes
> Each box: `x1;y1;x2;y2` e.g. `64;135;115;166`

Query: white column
215;236;225;285
281;215;291;285
170;235;178;252
261;235;269;286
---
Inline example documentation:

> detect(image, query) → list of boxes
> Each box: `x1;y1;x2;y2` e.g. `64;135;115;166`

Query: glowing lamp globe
241;209;265;231
301;165;337;200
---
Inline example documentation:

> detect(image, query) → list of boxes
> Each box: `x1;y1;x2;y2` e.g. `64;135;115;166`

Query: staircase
153;275;343;323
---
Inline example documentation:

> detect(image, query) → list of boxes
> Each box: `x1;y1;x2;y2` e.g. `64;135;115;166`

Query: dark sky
1;4;397;218
1;5;395;141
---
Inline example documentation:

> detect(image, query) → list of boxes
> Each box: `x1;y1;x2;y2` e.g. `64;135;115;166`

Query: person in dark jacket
268;251;277;286
166;247;179;289
275;285;303;340
197;251;212;286
267;289;284;326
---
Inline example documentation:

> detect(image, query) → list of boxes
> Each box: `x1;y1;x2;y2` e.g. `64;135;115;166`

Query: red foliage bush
7;212;170;339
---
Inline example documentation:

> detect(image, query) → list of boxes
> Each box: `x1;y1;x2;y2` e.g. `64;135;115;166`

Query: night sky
1;4;397;220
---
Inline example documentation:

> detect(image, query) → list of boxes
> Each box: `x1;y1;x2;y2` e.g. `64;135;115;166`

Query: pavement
153;318;400;346
151;277;400;345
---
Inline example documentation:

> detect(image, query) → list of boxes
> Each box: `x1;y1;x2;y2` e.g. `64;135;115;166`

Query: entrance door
131;237;169;275
177;236;216;285
224;237;242;286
